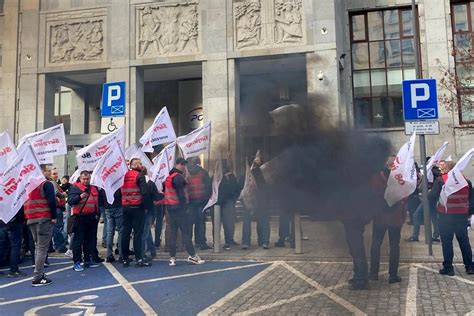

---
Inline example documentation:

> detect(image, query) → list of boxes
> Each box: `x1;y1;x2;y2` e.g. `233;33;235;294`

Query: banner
150;142;176;192
125;144;153;177
70;168;81;184
140;107;177;152
239;162;258;211
0;132;18;175
384;132;417;207
18;124;67;164
76;125;125;171
203;158;223;212
439;148;474;208
0;144;45;223
426;141;449;183
176;122;211;159
90;140;128;204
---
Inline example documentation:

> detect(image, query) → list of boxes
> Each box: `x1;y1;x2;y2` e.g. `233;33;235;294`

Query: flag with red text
140;107;176;152
176;122;211;159
18;124;67;164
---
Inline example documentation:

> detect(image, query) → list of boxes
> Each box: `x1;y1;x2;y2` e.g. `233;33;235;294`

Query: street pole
412;0;433;256
213;205;221;253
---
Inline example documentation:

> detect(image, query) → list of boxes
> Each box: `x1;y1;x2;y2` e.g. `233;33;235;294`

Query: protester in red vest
120;158;152;268
429;161;474;276
67;170;101;272
24;164;57;287
186;158;212;250
164;158;204;266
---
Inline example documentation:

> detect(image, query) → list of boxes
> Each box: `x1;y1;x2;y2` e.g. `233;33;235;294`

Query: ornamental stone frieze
135;2;200;58
233;0;304;50
45;9;107;66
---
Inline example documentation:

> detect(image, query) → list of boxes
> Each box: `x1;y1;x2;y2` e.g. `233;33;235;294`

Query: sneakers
407;237;419;242
122;260;130;268
106;256;116;263
32;275;52;287
439;267;455;276
188;255;205;265
262;243;269;250
84;261;101;268
169;258;176;266
223;244;231;251
135;260;152;268
241;244;249;250
64;249;73;258
7;271;27;278
73;262;84;272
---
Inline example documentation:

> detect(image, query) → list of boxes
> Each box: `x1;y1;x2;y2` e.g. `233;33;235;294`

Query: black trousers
370;223;401;277
121;206;146;261
72;214;97;264
167;207;196;258
439;213;473;269
154;205;165;247
343;221;368;284
278;210;295;242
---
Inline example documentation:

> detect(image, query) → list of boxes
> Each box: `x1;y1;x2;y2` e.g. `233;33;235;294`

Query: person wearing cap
164;158;204;266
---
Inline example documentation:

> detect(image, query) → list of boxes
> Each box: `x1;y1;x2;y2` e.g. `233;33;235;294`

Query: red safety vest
187;170;206;201
24;181;51;221
52;181;66;208
164;172;188;206
121;170;143;206
437;173;470;214
71;183;99;215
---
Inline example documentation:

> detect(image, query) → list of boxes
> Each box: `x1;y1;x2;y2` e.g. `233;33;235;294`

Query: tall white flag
18;124;67;164
426;142;449;183
176;122;211;159
0;132;18;175
124;144;153;177
140;107;177;153
150;142;176;192
203;157;223;212
76;125;126;171
90;140;128;204
384;132;417;207
439;148;474;208
0;144;45;223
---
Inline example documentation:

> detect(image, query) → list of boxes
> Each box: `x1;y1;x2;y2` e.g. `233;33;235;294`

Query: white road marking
0;260;70;272
197;261;280;316
103;263;157;316
280;262;367;316
405;265;418;316
0;265;71;289
415;264;474;286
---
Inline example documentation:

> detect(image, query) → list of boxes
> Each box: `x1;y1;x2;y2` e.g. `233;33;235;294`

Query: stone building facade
0;0;473;174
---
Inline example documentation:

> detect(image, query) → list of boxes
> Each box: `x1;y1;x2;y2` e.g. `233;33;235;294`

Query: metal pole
412;0;433;256
294;211;302;254
213;205;221;253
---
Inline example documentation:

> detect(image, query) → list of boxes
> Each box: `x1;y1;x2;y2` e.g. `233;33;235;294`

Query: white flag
176;122;211;159
439;148;474;208
90;140;128;205
0;132;18;175
76;125;126;171
203;157;223;212
70;168;81;184
124;144;154;178
239;162;258;211
0;144;45;223
18;124;67;164
445;155;453;161
384;132;417;207
140;107;177;152
150;142;176;193
426;142;449;183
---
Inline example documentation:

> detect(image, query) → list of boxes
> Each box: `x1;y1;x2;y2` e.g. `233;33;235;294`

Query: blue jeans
0;222;23;272
241;211;270;246
154;205;164;247
53;208;66;250
100;207;108;243
411;203;440;239
142;208;156;257
105;207;123;258
439;213;473;269
188;202;207;245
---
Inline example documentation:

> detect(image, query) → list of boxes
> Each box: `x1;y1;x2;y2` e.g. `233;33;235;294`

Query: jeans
0;222;23;272
221;200;237;245
142;208;156;257
256;212;270;246
343;221;368;285
122;206;146;261
105;207;123;258
154;205;165;248
53;208;66;250
278;210;295;242
167;207;196;258
439;213;473;269
29;221;54;280
72;215;97;264
100;207;108;244
370;223;402;278
242;211;252;246
188;202;207;246
411;203;440;239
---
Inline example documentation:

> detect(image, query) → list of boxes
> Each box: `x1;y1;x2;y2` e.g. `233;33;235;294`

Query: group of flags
0;107;218;223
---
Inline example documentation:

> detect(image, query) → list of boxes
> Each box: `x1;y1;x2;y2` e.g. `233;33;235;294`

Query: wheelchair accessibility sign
402;79;438;121
100;117;125;134
101;82;126;117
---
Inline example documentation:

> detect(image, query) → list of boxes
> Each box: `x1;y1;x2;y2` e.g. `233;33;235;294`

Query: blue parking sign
402;79;438;121
101;81;126;117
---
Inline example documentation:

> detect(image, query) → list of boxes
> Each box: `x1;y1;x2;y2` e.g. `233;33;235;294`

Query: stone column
130;67;144;145
70;88;86;135
36;74;56;130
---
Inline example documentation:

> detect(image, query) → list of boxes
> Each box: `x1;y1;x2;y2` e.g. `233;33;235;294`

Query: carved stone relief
136;2;199;58
233;0;304;50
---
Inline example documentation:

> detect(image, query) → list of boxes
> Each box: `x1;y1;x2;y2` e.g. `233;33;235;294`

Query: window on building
451;1;474;124
0;0;4;14
350;8;417;128
54;86;72;134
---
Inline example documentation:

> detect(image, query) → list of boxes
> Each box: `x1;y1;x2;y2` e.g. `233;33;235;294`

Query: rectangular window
350;8;417;128
451;1;474;124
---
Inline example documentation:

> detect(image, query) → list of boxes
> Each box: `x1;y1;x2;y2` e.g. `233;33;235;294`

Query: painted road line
414;264;474;286
280;262;367;316
197;262;281;316
0;260;71;272
0;265;72;289
103;263;157;316
234;291;320;315
405;265;418;316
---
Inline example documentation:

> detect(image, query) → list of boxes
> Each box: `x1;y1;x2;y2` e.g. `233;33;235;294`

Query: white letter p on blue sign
107;85;121;108
410;83;430;109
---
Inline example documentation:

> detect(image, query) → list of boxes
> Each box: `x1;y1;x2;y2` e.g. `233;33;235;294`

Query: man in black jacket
0;208;26;278
217;160;240;250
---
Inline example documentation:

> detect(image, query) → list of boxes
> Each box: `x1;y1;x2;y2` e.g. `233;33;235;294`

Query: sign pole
412;0;433;256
